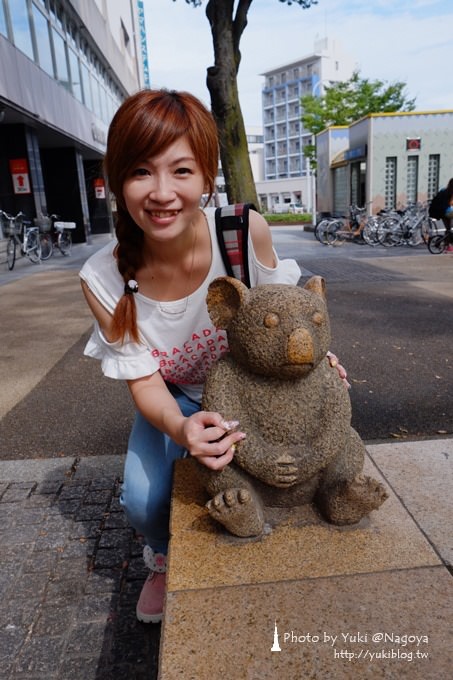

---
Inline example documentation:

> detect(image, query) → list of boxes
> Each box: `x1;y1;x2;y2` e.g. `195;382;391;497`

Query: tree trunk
205;0;259;207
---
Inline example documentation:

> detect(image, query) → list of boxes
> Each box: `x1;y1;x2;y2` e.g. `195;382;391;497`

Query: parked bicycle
376;203;427;247
315;205;378;246
1;209;41;270
35;213;75;259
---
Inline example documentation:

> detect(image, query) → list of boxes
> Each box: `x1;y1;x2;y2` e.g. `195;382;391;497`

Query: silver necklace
157;223;198;316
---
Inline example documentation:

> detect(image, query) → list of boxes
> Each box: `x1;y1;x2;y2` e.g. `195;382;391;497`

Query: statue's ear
206;276;249;329
304;275;326;300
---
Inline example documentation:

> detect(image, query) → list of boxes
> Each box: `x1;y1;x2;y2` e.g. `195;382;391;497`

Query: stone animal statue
198;275;388;538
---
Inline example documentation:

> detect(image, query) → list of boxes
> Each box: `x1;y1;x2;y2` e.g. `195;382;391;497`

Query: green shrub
263;212;312;224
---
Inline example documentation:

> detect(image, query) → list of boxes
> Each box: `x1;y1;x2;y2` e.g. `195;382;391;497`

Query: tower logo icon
271;620;281;652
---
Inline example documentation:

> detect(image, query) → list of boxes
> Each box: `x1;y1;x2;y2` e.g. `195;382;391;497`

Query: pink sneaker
445;245;453;252
136;547;167;624
136;571;166;623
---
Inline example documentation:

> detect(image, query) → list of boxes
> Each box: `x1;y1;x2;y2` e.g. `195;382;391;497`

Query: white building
316;110;453;216
258;37;355;213
0;0;147;241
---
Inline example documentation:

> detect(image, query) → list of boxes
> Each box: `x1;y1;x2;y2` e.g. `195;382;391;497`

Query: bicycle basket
34;216;51;232
2;221;14;236
2;216;22;236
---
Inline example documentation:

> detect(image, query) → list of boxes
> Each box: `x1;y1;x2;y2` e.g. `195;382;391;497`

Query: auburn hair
105;89;220;343
446;177;453;200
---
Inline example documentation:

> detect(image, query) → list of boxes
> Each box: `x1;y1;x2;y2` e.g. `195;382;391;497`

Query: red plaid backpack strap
215;203;256;288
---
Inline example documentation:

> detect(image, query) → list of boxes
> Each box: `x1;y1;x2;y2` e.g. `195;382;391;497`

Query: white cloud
143;0;453;126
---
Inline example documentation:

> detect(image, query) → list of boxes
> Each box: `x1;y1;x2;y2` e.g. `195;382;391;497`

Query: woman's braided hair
104;89;219;343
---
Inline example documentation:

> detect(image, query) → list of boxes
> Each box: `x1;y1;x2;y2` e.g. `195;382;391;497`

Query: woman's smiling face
122;135;206;242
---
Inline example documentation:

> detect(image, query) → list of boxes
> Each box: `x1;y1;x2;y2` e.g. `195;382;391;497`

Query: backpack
429;190;447;219
215;203;256;288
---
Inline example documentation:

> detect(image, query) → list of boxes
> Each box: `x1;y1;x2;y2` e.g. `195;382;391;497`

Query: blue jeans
120;384;200;554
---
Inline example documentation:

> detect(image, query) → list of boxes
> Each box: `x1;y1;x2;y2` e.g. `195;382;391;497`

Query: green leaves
301;70;416;136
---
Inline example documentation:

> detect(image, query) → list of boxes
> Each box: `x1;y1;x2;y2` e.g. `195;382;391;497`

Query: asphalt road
0;230;452;460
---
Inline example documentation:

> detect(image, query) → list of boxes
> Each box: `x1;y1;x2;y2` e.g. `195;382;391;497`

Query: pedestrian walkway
1;436;451;679
0;235;451;678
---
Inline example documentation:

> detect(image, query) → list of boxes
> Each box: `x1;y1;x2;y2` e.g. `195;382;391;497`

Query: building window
52;26;69;89
80;61;93;111
351;163;359;206
68;47;83;102
333;166;348;216
406;155;418;204
49;0;64;30
385;157;397;209
91;75;102;119
121;19;130;50
32;3;54;76
0;0;7;37
427;154;440;200
246;134;263;144
11;0;34;60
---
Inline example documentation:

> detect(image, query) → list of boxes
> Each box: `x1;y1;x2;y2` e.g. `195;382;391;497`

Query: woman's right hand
181;411;246;471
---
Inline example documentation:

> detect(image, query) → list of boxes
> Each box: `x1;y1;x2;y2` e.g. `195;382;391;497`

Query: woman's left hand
327;351;351;389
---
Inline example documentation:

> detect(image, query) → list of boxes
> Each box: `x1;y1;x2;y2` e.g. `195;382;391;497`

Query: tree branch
233;0;254;53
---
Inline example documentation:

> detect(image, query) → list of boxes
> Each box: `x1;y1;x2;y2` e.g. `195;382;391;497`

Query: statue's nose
287;328;314;364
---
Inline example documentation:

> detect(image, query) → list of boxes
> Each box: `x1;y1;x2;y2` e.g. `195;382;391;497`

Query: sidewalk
1;438;451;679
0;236;451;679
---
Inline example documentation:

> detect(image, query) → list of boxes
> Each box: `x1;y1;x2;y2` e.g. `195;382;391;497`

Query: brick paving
0;456;160;680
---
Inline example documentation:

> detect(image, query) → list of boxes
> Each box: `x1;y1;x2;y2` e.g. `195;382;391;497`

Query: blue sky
144;0;453;126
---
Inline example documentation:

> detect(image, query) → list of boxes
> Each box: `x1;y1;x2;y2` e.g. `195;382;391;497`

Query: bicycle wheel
314;220;329;243
362;219;380;246
6;237;16;270
26;229;42;263
58;231;72;256
39;233;53;260
323;220;342;245
378;218;401;247
428;234;447;254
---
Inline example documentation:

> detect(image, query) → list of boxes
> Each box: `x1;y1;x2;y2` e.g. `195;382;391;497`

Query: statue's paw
319;475;388;526
206;487;265;538
351;475;389;509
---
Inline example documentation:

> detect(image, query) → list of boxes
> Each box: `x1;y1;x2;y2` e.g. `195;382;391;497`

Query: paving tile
368;438;453;566
162;566;452;680
14;635;66;674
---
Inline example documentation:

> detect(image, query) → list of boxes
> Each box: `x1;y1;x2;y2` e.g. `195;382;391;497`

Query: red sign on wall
9;158;31;194
406;138;421;150
93;178;106;199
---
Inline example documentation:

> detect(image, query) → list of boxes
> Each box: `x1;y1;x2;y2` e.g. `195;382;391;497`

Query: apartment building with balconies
258;37;355;213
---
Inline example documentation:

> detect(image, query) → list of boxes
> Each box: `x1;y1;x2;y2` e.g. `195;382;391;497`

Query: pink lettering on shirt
152;327;229;385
